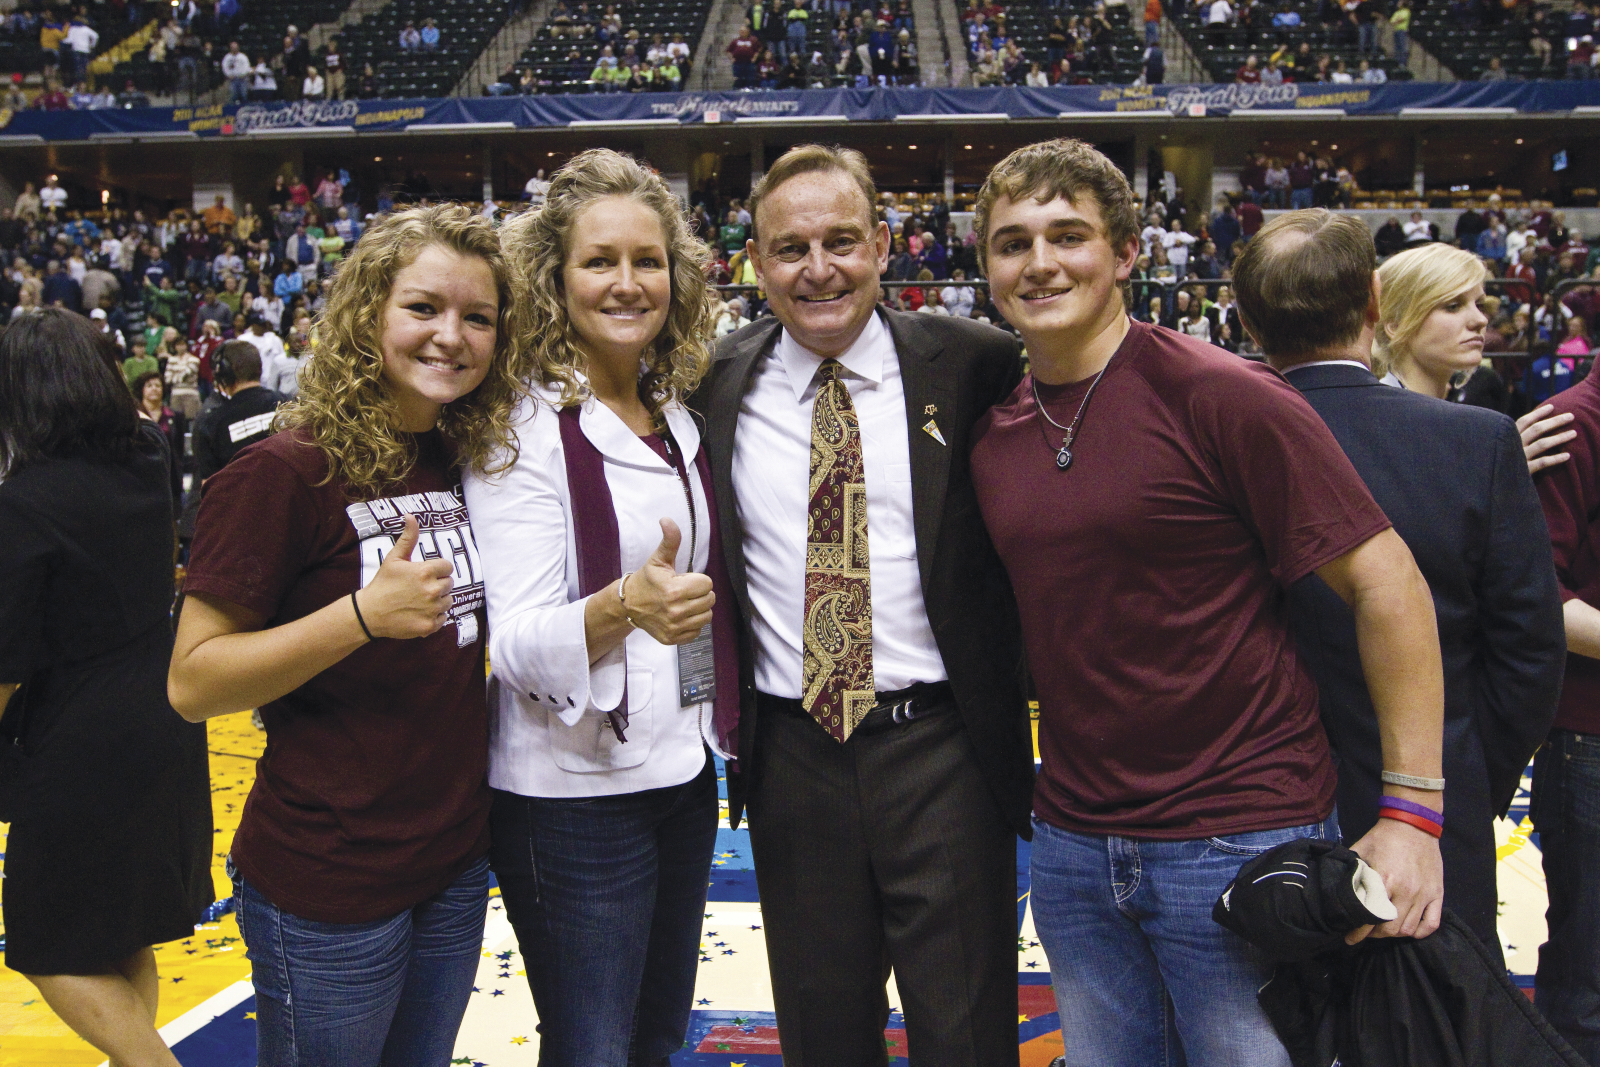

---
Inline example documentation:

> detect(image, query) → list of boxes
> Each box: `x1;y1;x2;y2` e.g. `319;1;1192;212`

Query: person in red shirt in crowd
287;174;312;207
1236;53;1262;81
1533;362;1600;1067
969;138;1445;1067
1238;195;1264;240
1506;245;1540;309
33;82;70;110
169;205;526;1065
727;22;761;87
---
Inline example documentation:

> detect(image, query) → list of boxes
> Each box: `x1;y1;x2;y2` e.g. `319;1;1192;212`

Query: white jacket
463;387;728;798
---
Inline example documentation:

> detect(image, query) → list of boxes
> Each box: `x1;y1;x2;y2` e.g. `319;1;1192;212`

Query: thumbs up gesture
353;514;456;640
624;518;715;646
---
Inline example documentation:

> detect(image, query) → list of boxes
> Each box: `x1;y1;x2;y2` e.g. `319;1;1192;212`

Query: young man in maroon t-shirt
1534;369;1600;1065
969;139;1446;1066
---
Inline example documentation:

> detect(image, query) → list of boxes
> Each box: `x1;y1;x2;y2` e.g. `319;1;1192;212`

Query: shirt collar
1281;359;1371;374
773;309;890;403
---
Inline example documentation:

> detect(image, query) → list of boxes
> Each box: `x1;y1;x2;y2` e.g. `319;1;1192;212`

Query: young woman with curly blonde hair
168;203;523;1067
463;148;739;1067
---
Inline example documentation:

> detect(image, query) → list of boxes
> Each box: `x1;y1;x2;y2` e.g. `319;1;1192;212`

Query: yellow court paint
0;713;261;1066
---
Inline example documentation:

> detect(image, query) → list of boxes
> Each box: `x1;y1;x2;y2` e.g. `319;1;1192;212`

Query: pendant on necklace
1056;443;1073;470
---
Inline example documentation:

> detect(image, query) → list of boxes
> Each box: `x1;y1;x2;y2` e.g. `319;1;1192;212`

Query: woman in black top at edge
0;309;213;1067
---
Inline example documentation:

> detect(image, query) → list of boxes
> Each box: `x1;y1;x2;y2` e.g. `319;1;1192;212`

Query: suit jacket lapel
884;310;952;596
709;318;781;619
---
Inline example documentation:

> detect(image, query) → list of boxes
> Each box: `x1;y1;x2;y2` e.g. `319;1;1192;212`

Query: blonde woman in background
463;148;738;1067
1377;242;1576;475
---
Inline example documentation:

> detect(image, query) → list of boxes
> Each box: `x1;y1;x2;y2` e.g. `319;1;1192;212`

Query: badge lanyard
660;432;716;708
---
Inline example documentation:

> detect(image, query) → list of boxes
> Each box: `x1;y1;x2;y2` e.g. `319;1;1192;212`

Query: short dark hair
215;340;262;388
0;308;144;476
1233;208;1375;360
130;370;163;399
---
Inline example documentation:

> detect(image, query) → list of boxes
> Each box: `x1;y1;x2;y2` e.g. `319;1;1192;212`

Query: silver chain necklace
1030;362;1110;471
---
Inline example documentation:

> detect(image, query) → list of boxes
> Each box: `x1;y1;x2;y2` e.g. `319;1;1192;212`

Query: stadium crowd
5;137;1598;1067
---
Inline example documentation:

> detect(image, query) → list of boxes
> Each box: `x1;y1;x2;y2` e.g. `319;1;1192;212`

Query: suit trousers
745;695;1018;1067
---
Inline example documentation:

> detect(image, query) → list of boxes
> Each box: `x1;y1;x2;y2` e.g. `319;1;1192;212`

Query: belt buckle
891;699;914;725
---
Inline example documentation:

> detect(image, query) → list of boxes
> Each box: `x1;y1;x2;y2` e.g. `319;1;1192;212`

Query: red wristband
1378;808;1444;839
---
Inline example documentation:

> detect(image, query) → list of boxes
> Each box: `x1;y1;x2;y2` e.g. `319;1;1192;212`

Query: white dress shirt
732;311;947;699
463;387;727;799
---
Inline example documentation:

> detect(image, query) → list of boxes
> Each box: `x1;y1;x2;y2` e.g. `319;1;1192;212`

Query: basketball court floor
0;710;1551;1066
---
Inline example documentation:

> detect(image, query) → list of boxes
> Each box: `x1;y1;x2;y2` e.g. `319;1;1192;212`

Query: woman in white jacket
463;149;737;1067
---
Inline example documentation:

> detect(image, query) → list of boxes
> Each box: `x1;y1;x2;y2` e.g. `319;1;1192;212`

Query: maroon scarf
557;405;740;757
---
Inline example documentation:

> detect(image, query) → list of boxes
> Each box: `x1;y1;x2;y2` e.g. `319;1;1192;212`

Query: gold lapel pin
922;419;947;446
924;403;938;416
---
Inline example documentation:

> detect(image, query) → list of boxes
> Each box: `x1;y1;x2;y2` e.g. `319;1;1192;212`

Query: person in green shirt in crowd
719;209;746;255
318;230;345;268
658;57;681;89
143;277;187;327
122;337;158;389
218;274;244;315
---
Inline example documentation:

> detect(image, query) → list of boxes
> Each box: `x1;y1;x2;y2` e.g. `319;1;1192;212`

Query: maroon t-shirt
1535;370;1600;735
972;321;1391;839
185;428;491;922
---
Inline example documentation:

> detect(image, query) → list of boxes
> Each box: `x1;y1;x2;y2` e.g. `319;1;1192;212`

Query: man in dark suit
1234;209;1567;963
693;145;1032;1067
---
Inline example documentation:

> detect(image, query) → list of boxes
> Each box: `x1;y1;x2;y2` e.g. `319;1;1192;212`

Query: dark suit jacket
693;309;1035;837
1283;362;1565;948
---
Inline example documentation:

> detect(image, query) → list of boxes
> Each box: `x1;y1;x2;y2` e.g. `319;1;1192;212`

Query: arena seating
103;1;347;94
1169;0;1405;84
505;0;712;93
343;0;511;98
964;1;1144;86
0;8;150;81
1407;8;1550;81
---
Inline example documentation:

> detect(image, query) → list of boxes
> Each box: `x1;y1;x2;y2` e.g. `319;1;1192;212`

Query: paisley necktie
802;359;875;742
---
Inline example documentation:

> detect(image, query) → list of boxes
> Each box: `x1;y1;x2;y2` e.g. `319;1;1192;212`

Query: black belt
758;681;954;735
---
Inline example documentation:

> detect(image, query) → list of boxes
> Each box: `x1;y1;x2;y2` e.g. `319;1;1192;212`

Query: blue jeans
232;856;489;1067
489;753;718;1067
1393;29;1409;65
1533;729;1600;1064
1289;188;1313;210
1030;813;1339;1067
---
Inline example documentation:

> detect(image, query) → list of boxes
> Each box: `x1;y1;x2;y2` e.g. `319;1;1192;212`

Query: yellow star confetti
511;1035;529;1045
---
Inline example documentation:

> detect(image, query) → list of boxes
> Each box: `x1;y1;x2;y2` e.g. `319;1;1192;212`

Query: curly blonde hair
275;203;527;497
498;149;713;424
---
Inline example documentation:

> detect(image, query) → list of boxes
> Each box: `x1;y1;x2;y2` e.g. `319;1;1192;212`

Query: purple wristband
1380;795;1444;826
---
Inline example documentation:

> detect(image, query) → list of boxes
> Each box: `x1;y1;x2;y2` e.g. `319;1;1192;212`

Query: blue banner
3;80;1598;141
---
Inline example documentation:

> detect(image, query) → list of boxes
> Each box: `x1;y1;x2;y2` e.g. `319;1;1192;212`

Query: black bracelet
350;591;375;642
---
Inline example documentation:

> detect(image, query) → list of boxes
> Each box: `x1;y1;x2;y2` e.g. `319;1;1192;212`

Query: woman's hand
624;518;714;646
1518;403;1576;475
357;514;455;639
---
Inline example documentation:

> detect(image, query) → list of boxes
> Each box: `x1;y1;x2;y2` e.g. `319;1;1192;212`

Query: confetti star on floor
698;998;712;1005
723;949;736;955
1025;961;1040;968
749;924;761;931
473;986;482;993
490;989;506;996
701;955;713;963
171;976;185;983
511;1035;529;1045
1019;1014;1029;1023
